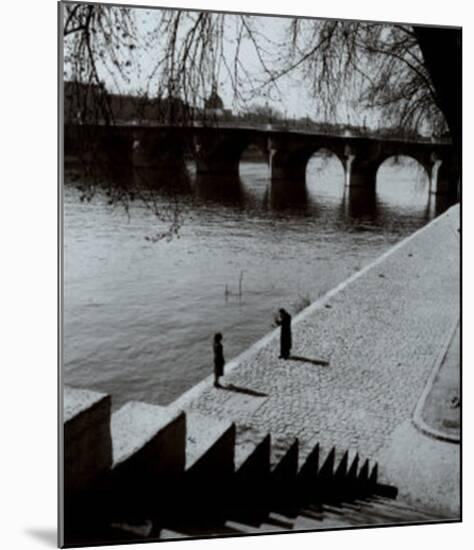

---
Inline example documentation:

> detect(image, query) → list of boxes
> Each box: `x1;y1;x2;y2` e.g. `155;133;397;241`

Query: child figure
213;333;225;388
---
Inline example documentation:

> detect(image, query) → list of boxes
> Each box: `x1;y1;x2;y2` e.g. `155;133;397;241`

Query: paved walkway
173;205;460;500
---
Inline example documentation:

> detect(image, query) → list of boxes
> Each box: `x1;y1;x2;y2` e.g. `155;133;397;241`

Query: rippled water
63;156;453;409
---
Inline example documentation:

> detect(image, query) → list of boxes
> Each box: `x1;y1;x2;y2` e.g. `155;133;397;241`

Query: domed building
204;85;231;119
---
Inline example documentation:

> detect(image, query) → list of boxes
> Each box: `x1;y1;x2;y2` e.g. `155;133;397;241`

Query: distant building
156;96;191;123
64;80;105;124
204;85;232;119
64;80;195;124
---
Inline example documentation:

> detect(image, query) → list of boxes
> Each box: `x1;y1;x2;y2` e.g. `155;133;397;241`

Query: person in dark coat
213;332;225;387
276;308;292;359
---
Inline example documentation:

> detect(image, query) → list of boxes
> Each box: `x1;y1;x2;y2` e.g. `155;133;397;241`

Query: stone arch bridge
65;122;459;195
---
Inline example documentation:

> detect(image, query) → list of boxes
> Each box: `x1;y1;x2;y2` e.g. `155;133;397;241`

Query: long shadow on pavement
222;383;268;397
288;355;330;367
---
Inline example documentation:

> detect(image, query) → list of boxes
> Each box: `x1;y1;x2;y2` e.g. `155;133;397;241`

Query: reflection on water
268;179;309;212
339;187;379;222
194;173;244;205
63;156;456;409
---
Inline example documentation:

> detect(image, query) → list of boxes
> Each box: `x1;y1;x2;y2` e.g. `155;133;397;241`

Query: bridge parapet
85;120;451;144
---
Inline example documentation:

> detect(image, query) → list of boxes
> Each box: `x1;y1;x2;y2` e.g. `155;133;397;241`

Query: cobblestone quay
173;205;460;505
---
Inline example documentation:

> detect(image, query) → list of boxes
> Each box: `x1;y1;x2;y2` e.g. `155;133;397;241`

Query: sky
63;3;364;123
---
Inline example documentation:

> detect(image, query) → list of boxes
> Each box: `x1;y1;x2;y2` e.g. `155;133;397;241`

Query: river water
63;156;453;409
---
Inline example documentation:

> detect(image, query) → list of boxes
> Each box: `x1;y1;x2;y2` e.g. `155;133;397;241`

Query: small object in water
379;273;385;278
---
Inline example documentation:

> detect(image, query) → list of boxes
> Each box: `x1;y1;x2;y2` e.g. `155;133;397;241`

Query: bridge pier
341;186;378;220
429;158;444;195
66;125;134;165
348;169;378;189
194;172;243;203
429;156;459;196
131;132;187;172
195;155;241;176
341;143;379;191
269;149;311;183
194;133;250;177
344;160;378;191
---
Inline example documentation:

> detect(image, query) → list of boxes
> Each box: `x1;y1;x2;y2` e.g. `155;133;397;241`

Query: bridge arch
269;139;350;186
193;129;272;177
376;153;431;183
376;155;431;207
374;151;459;197
345;148;439;192
238;141;271;179
306;147;346;193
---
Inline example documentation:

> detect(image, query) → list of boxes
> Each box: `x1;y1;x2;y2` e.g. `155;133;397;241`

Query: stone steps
296;441;320;498
111;401;186;477
301;498;445;527
63;386;112;495
224;519;271;534
63;386;115;545
229;427;271;523
221;496;446;534
358;496;445;520
108;401;186;520
184;411;235;476
234;426;270;473
179;411;236;525
64;386;404;543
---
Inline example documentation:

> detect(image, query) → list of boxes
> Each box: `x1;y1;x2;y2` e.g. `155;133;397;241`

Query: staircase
219;496;445;536
62;387;443;546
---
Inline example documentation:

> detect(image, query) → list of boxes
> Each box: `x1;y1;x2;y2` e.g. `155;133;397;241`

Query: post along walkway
172;205;460;511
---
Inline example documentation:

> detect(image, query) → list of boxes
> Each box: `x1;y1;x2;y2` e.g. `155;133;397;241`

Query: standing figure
276;308;292;359
213;332;225;387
